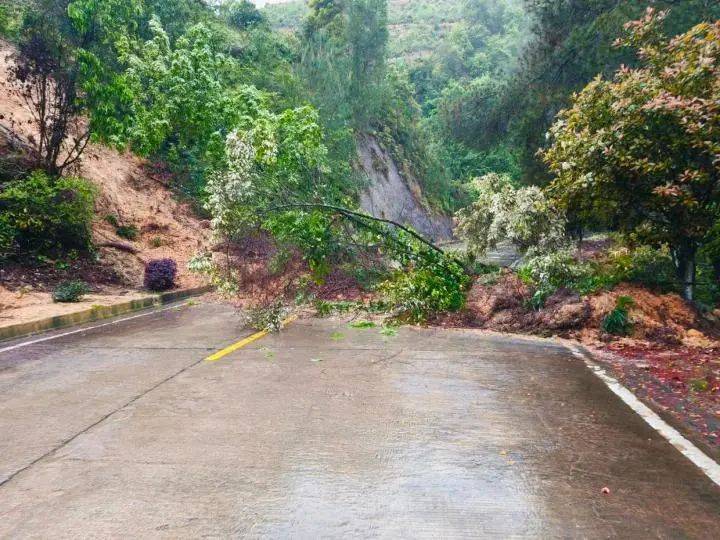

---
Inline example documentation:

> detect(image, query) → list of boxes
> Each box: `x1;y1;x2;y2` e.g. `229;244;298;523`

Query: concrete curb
0;286;213;343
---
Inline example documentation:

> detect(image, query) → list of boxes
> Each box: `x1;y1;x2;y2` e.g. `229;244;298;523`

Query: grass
349;320;376;329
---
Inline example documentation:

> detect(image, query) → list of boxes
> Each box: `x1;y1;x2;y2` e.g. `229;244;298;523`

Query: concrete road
0;302;718;538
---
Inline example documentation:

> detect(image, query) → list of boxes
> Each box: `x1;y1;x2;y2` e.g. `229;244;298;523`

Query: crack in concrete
0;352;211;489
370;349;405;365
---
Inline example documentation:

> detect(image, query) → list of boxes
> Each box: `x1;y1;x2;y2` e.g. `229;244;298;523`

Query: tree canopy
543;9;720;300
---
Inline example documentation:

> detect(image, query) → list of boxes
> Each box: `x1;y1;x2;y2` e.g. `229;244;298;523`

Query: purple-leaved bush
144;258;178;291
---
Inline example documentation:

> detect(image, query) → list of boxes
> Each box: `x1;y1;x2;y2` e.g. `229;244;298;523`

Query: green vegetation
246;300;287;332
116;225;139;241
52;280;90;303
542;11;720;301
602;296;635;336
349;320;376;329
0;172;95;261
505;0;720;183
380;259;469;323
2;1;720;325
263;1;308;30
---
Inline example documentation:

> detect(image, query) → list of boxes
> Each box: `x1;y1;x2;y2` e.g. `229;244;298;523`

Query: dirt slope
0;42;212;308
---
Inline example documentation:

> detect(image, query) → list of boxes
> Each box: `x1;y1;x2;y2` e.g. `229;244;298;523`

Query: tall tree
542;10;720;301
7;0;143;175
346;0;388;127
300;0;388;130
507;0;720;183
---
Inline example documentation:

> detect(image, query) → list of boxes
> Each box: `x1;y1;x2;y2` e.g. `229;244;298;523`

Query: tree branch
268;203;465;268
96;241;139;254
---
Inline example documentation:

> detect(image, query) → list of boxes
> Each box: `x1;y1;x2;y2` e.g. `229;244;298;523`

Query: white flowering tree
455;173;568;258
204;106;330;240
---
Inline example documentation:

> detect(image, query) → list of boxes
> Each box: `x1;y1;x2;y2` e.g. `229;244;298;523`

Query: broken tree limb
96;241;139;255
268;203;465;269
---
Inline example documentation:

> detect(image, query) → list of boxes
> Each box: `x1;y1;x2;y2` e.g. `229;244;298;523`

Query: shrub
526;286;555;311
455;173;567;258
116;224;139;241
52;280;89;303
522;244;680;299
150;237;164;248
602;296;635;336
0;171;95;258
379;259;469;323
608;246;678;292
519;248;591;290
144;258;178;291
571;245;679;296
0;219;14;261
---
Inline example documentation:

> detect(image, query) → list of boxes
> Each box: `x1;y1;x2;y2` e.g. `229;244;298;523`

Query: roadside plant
455;173;567;258
601;296;635;336
188;252;240;296
0;219;14;261
0;171;95;259
144;258;178;291
115;224;139;241
245;300;287;333
52;280;89;303
379;254;469;324
519;248;591;291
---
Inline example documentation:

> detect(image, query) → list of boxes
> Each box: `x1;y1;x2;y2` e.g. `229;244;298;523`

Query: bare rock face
356;134;453;242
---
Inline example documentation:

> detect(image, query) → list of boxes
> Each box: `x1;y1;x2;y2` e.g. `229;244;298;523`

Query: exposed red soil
208;234;369;310
0;41;213;317
458;271;717;345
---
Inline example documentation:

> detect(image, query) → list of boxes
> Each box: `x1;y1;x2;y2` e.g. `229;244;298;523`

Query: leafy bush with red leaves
144;258;177;291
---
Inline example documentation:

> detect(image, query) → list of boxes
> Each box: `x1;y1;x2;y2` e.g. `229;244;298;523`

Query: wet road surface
0;301;719;538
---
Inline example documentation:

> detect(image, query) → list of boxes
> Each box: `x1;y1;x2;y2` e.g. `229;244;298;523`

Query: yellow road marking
205;315;298;363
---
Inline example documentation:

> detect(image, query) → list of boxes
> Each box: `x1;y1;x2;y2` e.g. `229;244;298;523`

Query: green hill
262;0;466;62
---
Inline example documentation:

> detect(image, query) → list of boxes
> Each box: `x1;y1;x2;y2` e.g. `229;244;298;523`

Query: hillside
0;41;212;318
262;0;465;61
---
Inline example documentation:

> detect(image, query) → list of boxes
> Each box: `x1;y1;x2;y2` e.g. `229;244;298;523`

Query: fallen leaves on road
595;343;720;454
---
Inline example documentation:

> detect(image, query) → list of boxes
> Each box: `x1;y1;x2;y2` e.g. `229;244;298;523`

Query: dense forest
1;0;720;321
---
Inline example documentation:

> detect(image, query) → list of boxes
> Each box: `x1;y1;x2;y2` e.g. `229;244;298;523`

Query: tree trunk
675;244;697;302
683;256;696;302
